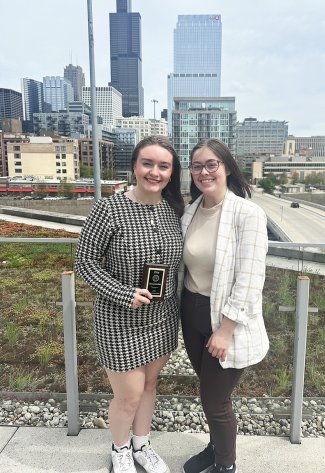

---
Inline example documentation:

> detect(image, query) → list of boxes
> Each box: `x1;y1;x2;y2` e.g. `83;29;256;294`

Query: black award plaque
142;263;169;301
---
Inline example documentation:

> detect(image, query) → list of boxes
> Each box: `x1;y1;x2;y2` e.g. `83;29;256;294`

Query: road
251;191;325;243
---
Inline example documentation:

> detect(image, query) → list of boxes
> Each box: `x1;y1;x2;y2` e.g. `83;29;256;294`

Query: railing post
62;271;80;436
290;275;309;444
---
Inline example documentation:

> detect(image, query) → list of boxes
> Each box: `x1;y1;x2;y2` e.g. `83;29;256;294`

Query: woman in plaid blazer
180;139;269;473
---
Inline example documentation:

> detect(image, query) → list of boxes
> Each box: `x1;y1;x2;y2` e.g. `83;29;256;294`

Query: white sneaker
111;445;137;473
133;441;170;473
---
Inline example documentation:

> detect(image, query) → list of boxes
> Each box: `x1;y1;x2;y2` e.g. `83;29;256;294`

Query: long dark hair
131;135;184;217
189;138;251;202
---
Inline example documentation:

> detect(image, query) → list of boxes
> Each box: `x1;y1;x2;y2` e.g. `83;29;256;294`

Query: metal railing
1;237;324;442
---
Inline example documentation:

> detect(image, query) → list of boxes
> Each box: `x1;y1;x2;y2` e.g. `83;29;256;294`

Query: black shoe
182;442;214;473
212;463;237;473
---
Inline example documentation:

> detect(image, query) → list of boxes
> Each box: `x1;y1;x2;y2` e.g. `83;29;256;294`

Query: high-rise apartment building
167;15;222;134
82;86;122;127
236;118;288;157
0;88;23;120
172;97;236;191
64;64;85;102
43;76;74;112
109;0;144;117
21;78;44;121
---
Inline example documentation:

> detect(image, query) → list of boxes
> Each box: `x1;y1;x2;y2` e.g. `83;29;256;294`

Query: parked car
291;202;300;208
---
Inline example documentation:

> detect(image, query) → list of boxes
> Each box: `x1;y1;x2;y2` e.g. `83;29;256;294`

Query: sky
1;0;325;136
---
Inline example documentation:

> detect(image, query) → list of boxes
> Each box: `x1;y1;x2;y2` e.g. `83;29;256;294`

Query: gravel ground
1;336;324;437
1;396;324;437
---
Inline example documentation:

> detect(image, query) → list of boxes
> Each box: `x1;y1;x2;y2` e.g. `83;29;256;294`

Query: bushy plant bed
0;221;324;397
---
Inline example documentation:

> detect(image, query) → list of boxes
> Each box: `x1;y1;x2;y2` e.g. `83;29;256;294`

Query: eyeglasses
189;161;223;175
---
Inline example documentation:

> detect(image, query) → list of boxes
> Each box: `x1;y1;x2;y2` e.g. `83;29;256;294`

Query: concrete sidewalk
1;426;324;473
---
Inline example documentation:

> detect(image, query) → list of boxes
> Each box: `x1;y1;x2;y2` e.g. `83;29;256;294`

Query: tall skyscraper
0;88;23;120
21;78;44;121
64;64;85;102
43;76;74;112
109;0;144;117
167;15;222;134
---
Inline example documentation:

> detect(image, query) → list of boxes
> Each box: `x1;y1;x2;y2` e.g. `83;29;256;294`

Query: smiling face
133;144;173;197
191;146;229;203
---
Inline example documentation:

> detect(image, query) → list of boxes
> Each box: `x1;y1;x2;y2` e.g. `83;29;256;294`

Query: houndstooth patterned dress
75;192;183;371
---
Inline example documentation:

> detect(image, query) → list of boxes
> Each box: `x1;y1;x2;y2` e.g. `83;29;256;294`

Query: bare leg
132;354;170;436
106;366;145;446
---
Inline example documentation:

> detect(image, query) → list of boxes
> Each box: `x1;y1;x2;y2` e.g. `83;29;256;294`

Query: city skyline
1;0;324;136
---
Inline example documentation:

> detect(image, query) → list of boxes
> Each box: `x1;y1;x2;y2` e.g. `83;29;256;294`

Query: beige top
183;199;223;296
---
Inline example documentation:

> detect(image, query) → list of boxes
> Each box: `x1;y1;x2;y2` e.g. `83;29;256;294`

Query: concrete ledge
268;246;325;263
0;206;86;227
267;216;292;242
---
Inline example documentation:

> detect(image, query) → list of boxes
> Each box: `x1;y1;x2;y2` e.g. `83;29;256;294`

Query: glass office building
109;0;144;117
168;15;222;134
43;77;74;112
21;78;44;121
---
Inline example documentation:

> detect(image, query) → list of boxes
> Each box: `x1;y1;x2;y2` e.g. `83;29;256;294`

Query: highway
251;190;325;243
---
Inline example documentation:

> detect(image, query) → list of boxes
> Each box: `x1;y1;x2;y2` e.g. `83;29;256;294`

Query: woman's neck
130;187;162;205
202;190;226;209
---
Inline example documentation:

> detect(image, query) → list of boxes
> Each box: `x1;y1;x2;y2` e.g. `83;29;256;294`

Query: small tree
57;179;75;199
34;182;47;198
80;164;93;178
278;172;288;185
291;171;299;184
101;168;116;180
259;178;276;194
267;172;277;184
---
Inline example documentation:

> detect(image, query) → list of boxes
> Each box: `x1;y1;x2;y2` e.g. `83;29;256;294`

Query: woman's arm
221;204;268;326
206;316;237;361
75;200;136;309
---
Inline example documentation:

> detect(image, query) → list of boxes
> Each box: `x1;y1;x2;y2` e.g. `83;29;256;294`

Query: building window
14;161;22;166
15;169;22;173
62;162;66;167
61;154;66;159
56;162;61;167
14;146;20;151
56;169;61;173
56;154;60;159
14;153;20;160
62;169;67;174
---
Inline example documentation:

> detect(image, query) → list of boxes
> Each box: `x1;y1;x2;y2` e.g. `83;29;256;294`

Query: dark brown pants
181;288;244;467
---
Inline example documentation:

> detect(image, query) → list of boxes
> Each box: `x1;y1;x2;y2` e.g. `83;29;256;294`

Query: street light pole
87;0;101;201
151;99;158;135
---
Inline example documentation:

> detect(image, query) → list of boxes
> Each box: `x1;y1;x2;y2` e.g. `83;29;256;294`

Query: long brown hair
189;138;251;201
131;136;184;217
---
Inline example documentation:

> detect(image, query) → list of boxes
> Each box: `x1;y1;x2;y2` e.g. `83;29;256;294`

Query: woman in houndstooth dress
75;136;184;473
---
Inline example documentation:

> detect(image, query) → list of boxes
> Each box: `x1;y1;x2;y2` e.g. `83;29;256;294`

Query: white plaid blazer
179;189;269;369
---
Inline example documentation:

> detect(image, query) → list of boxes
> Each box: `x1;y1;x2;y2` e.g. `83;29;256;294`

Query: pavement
0;426;324;473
